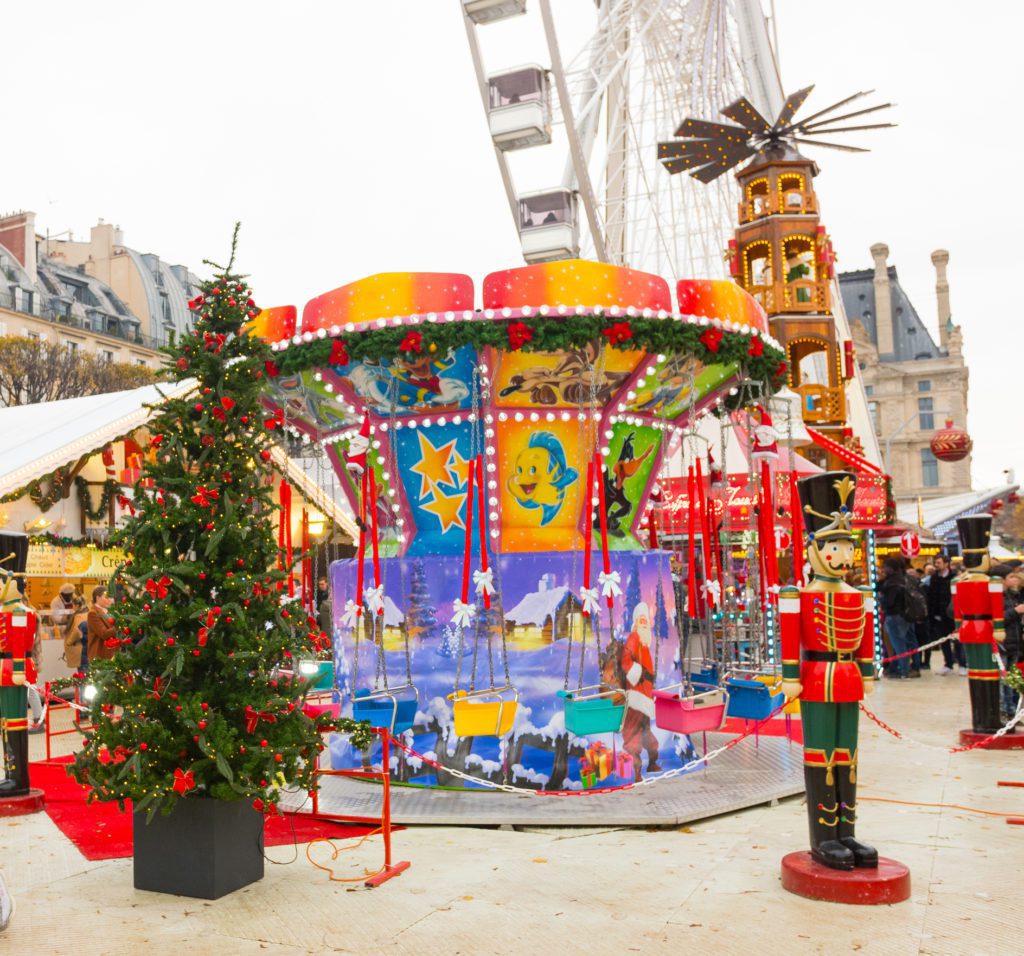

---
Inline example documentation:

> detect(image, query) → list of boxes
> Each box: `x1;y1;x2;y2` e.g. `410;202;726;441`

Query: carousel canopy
895;484;1020;542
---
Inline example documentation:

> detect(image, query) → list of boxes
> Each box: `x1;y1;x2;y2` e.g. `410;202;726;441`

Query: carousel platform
281;732;804;827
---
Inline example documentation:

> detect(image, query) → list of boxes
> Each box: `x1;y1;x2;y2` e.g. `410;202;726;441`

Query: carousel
254;259;807;813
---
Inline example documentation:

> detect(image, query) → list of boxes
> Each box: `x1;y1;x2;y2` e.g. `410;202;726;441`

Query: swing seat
724;677;785;721
352;685;420;735
448;687;518;737
687;664;719;688
653;683;728;734
557;686;627;736
754;674;800;714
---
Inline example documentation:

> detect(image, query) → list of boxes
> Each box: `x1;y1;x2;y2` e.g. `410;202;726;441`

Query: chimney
0;210;37;283
931;248;951;348
870;242;894;357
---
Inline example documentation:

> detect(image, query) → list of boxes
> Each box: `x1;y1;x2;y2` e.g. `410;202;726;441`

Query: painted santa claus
620;601;660;780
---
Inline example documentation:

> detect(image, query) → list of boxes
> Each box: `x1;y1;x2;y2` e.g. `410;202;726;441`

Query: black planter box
133;798;264;899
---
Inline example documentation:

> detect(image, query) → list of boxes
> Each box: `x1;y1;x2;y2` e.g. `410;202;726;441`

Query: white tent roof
0;381;195;497
895;485;1018;530
0;382;358;541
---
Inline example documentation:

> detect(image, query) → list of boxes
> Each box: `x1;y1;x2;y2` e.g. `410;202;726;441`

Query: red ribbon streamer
760;460;779;602
686;465;698;618
368;467;382;613
461;462;475;605
582;460;595;614
475;455;490;610
279;481;294;597
694;458;715;600
595;449;613;610
790;470;804;586
355;468;367;613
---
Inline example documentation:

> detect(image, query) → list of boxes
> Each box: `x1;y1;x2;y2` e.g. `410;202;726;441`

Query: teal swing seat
557;686;627;736
352;685;419;735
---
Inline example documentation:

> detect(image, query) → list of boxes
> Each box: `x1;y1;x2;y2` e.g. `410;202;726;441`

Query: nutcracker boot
968;679;1002;734
805;764;854;870
835;760;878;868
0;722;29;797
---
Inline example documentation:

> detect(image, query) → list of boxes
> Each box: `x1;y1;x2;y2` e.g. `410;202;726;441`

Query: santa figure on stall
750;405;779;461
345;414;372;479
620;601;660;780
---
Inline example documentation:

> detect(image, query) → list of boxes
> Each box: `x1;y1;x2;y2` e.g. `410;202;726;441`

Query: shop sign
26;543;127;578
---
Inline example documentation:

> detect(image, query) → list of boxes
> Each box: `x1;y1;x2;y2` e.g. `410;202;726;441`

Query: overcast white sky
2;1;1019;488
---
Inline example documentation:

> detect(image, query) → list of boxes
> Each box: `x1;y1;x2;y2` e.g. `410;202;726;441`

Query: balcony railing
0;287;162;350
798;384;845;425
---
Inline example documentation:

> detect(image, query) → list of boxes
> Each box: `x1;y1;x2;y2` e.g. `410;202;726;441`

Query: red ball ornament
260;739;269;747
198;720;207;729
139;743;148;751
239;746;246;753
166;637;175;646
201;702;209;710
930;419;972;463
176;706;182;712
199;573;206;580
260;450;271;461
274;754;283;763
192;650;201;657
194;403;204;413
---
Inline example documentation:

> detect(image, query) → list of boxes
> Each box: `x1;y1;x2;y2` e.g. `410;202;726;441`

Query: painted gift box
615;751;633;778
584;742;613;780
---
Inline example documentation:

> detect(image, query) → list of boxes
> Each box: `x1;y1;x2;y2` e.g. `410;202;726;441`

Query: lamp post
883;410;920;476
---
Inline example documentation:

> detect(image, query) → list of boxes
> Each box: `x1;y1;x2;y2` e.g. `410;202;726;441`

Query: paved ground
2;667;1020;955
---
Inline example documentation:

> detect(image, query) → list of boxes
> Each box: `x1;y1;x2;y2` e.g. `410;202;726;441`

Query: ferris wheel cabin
517;188;579;263
462;0;527;25
487;65;552;151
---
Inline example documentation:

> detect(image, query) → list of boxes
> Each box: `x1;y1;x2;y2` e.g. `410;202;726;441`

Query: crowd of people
875;553;1024;721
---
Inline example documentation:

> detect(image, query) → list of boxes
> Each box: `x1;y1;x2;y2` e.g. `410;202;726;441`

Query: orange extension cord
859;796;1022;818
305;829;389;883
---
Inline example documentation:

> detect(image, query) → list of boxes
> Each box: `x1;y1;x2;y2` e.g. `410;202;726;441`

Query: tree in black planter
61;228;371;899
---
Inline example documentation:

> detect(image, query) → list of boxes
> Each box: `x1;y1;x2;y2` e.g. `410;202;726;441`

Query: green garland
74;476;121;521
28;532;124;551
24;468;68;512
272;312;787;408
1003;664;1024;698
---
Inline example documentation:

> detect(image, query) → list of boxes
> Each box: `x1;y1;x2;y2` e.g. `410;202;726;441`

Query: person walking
878;556;916;679
1002;570;1024;719
62;594;89;671
928;554;963;674
86;587;116;664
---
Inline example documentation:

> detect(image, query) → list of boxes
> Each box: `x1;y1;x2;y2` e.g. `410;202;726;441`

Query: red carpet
721;714;804;743
30;759;381;861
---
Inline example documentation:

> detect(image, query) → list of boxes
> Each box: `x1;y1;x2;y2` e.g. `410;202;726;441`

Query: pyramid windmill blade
792;90;873;129
798;101;895;132
797;122;897;136
659;139;754;176
770;86;814;133
721;97;772;134
672;117;750;144
790;137;871;153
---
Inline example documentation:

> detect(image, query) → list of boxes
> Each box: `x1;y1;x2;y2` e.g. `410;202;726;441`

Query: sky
1;1;1019;489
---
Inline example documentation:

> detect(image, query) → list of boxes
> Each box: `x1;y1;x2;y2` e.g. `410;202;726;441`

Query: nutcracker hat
797;471;857;544
955;514;991;571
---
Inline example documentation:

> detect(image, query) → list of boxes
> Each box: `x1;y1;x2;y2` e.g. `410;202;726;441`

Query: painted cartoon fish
506;432;579;526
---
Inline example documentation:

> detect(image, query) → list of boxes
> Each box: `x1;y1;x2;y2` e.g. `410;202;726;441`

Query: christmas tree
623;555;642;627
654;577;670;642
63;228;371;818
405;559;438;641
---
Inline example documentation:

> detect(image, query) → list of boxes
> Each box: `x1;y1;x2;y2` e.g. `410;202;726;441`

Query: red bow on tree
264;409;284;430
699;328;723;353
774;361;788;379
198;609;218;646
191;486;220;509
309;630;330;653
265;360;280;379
747;335;764;357
203;331;227;354
145;576;172;600
212;406;226;423
172;768;196;796
244;706;278;735
149;434;164;450
117;495;136;515
329;339;349;366
399;331;422;353
507;321;533;350
602;322;633;346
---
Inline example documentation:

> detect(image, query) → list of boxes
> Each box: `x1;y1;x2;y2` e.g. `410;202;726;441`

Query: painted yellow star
447;447;474;487
409;431;458;499
420;485;467;534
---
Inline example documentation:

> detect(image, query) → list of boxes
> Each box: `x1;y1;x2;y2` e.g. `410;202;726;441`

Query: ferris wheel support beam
539;0;609;263
732;0;784;117
604;1;630;265
461;7;523;236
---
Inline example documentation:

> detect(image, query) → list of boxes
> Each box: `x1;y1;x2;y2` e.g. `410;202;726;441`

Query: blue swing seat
352;686;419;735
724;677;785;721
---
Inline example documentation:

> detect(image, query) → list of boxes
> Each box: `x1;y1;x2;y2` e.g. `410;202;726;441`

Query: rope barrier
860;699;1024;753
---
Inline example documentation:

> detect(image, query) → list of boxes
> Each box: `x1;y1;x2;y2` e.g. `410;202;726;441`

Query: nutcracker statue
0;534;37;802
951;515;1005;735
780;472;877;871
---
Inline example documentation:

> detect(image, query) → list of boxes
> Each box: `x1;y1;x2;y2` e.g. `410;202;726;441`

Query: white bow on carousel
598;570;622;601
363;585;385;617
472;568;495;599
451;599;476;629
341;599;362;629
701;580;722;608
580;586;601;617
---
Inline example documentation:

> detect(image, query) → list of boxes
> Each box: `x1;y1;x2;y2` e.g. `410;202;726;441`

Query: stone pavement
1;668;1019;955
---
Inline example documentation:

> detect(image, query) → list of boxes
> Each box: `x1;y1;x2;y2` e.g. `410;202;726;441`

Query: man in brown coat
86;587;116;663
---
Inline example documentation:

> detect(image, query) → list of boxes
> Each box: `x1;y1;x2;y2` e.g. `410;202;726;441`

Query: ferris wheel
461;0;784;284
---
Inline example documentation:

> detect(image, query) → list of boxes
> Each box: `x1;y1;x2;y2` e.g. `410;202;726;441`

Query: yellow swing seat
448;686;519;737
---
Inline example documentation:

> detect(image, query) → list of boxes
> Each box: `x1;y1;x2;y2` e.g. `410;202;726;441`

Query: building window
921;448;939;488
868;401;879;434
101;350;114;363
135;359;148;367
864;385;874;396
65;340;78;353
918;397;934;431
917;379;931;392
